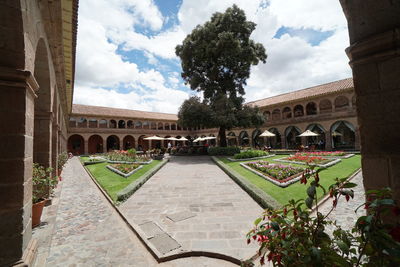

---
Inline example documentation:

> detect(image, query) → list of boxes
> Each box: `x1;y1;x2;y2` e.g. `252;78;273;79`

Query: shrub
57;151;68;171
247;166;400;266
32;163;56;203
127;148;136;156
208;146;241;156
233;150;268;159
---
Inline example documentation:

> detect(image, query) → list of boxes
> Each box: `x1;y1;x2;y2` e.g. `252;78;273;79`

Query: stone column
325;131;332;151
33;111;53;168
340;0;400;204
0;68;38;266
102;137;107;153
281;136;287;149
84;137;88;155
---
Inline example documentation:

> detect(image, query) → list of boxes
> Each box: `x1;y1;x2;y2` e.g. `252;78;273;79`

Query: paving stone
149;233;181;255
167;211;196;222
139;221;165;238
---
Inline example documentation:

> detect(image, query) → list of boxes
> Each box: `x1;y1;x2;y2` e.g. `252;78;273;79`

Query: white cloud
74;0;352;114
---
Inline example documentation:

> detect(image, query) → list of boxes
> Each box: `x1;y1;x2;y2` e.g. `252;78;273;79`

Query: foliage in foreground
175;5;267;146
247;165;400;266
208;146;240;156
234;150;268;159
32;163;56;203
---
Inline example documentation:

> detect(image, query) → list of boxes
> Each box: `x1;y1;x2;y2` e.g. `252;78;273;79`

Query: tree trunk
219;126;227;147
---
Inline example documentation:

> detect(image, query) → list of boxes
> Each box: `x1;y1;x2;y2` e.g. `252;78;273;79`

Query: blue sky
74;0;351;113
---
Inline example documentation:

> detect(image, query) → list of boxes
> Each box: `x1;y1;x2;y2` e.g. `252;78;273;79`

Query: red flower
345;195;350;202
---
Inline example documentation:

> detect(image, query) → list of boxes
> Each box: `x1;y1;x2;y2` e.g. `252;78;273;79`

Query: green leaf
305;197;314;209
271;222;280;231
343;182;357;188
307;185;316;198
337;241;350;254
254;217;262;226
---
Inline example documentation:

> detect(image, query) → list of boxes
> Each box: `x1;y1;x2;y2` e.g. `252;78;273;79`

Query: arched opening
252;129;263;148
227;132;237;146
33;39;52;167
306;124;326;149
88;135;103;154
272;109;280;121
293;105;304;117
263;111;270;122
143;121;150;129
77;117;87;128
177;125;182;130
137;135;148;151
164;135;171;148
208;134;216;146
239;131;249;146
110;120;117;128
151;122;157;130
123;135;135;150
331;121;355;150
158;122;164;130
165;123;170;130
68;134;84;155
268;128;282;148
118;120;126;128
89;119;97;128
282;107;292;119
319;99;332;113
126;120;133;128
106;135;120;151
185;136;191;146
285;126;301;149
135;121;142;129
69;117;77;128
171;123;176;130
99;119;107;128
334;96;350;111
306;102;317;115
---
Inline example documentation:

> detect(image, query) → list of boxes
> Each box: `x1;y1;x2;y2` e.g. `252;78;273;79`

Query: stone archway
239;131;249;146
107;135;120;151
88;135;103;154
268;128;282;148
123;135;135;150
330;121;355;150
68;134;85;155
33;39;53;167
285;126;301;149
227;132;237;146
306;124;326;149
137;135;149;151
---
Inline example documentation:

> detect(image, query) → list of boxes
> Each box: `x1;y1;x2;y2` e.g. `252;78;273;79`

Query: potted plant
57;151;68;180
32;163;54;228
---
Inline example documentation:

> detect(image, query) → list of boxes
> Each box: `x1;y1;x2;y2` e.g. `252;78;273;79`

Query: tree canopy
176;5;267;146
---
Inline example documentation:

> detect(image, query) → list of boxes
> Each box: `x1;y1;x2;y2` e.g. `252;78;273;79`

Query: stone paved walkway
119;156;263;261
34;157;237;266
315;170;366;232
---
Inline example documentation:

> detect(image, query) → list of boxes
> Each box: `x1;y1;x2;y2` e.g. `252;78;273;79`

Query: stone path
119;156;263;262
33;157;238;266
315;170;366;232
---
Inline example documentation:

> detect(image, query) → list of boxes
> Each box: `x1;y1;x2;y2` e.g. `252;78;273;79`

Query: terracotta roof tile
247;78;353;108
71;104;178;121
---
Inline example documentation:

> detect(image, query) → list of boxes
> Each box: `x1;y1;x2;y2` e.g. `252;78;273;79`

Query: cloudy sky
74;0;352;113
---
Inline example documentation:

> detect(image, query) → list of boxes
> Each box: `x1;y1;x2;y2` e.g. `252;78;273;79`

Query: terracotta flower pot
32;199;46;228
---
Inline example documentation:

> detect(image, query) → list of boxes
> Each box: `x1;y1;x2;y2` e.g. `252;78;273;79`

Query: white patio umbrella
226;135;236;139
144;135;165;140
260;130;276;137
298;130;319;137
178;136;188;141
203;136;216;140
166;137;180;141
332;131;343;137
193;137;204;142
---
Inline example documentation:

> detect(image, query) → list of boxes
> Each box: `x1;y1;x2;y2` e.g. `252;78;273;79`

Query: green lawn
81;158;162;202
219;155;361;205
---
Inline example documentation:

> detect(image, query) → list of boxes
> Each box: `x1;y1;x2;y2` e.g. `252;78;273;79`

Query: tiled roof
247;78;353;108
71;104;178;121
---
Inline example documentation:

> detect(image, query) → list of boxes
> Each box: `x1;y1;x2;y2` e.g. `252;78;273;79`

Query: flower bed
102;151;152;164
83;156;107;165
296;151;354;158
106;163;143;178
274;154;341;168
241;161;305;187
227;154;275;162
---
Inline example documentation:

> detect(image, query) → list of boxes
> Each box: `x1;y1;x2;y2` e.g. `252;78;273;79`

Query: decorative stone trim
106;159;153;165
211;156;281;210
274;157;341;168
240;163;306;188
116;159;169;202
106;164;143;178
227;154;276;162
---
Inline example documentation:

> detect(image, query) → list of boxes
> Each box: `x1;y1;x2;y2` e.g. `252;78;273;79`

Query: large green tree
176;5;267;147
